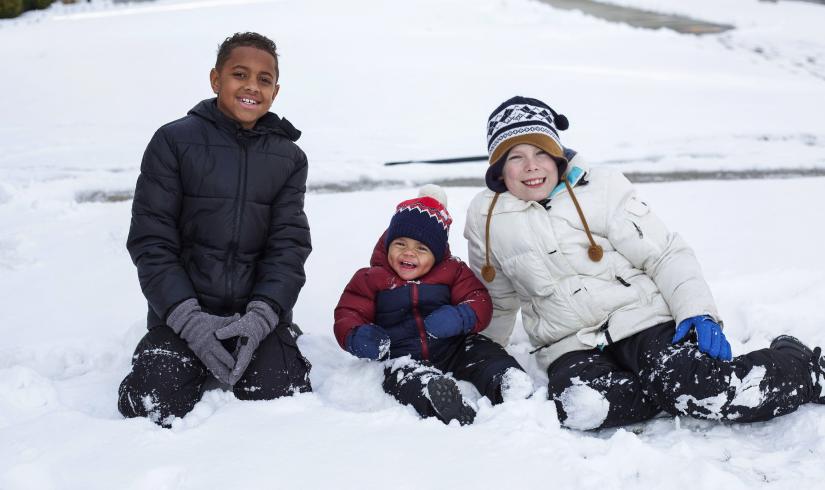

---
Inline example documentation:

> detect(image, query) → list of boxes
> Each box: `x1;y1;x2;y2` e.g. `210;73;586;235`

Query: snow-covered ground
1;0;825;488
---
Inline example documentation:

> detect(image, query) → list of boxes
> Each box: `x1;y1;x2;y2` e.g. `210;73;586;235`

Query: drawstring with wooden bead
564;179;603;262
481;178;601;284
481;192;501;282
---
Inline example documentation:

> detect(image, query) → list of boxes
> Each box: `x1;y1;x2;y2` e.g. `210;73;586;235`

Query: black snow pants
382;333;523;418
118;324;312;427
547;321;815;430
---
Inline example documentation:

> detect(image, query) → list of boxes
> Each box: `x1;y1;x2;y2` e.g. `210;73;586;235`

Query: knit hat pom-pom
418;184;448;209
554;114;570;131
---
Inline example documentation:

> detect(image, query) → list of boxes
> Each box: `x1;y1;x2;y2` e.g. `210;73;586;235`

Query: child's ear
209;68;220;94
271;83;280;102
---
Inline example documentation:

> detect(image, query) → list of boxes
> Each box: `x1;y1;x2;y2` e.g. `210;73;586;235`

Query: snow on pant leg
547;348;661;430
382;358;444;419
117;326;207;426
622;322;815;422
443;334;524;404
234;323;312;400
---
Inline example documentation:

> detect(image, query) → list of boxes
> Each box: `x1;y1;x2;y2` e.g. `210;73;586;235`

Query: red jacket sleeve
333;268;378;349
449;260;493;333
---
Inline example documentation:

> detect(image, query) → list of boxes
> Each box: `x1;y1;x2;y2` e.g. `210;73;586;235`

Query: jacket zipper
540;203;593;326
225;140;249;310
411;283;430;360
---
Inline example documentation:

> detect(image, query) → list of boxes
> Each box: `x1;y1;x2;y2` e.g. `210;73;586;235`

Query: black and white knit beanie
386;185;453;264
485;96;570;193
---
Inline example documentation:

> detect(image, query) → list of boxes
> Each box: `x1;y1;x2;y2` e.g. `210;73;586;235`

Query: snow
729;365;767;410
1;0;825;488
500;366;535;401
557;378;611;430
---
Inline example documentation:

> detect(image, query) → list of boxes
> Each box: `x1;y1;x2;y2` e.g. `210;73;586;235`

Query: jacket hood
369;231;453;274
482;154;590;216
486;146;577;194
477;152;599;283
188;98;301;141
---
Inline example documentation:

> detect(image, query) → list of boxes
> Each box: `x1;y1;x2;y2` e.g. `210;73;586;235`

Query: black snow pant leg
233;323;313;400
117;326;207;426
445;334;524;404
547;348;660;430
382;359;444;419
625;322;815;423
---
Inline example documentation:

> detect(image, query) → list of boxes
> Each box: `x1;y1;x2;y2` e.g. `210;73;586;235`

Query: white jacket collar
550;155;589;198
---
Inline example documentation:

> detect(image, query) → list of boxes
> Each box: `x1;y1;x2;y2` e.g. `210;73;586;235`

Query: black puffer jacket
127;98;312;328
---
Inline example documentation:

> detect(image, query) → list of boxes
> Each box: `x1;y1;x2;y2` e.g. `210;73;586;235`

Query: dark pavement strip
74;168;825;202
536;0;733;35
306;168;825;194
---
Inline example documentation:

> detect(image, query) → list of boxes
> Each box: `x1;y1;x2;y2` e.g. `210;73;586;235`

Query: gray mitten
215;300;279;385
167;298;240;384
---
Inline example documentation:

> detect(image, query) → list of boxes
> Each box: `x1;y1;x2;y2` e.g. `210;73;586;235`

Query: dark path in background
536;0;733;34
73;168;825;202
536;0;825;35
305;168;825;194
72;0;824;202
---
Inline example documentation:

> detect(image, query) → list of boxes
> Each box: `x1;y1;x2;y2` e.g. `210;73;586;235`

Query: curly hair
215;32;279;79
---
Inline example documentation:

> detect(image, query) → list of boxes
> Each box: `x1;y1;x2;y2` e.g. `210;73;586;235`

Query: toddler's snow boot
426;376;476;426
770;335;825;403
497;367;535;403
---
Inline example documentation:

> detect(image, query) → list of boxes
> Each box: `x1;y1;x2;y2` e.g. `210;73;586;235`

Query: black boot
426;376;476;426
771;335;825;404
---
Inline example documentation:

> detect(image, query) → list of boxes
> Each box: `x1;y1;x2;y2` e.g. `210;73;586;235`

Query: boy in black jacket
118;32;312;427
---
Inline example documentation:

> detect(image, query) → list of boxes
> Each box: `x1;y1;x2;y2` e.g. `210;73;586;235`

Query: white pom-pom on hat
418;184;448;209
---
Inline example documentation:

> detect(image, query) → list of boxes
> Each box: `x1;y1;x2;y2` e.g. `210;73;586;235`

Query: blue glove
672;315;732;361
345;324;391;360
424;304;477;340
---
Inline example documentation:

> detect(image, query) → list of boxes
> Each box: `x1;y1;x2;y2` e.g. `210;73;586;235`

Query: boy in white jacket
464;95;825;430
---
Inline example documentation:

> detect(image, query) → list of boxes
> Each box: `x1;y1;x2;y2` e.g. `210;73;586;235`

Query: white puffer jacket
464;157;719;370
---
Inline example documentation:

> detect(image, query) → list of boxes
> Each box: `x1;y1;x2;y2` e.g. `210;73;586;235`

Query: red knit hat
386;186;452;263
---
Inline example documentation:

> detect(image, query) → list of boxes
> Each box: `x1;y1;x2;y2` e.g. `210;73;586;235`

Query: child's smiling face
210;46;279;129
502;143;560;202
387;237;436;281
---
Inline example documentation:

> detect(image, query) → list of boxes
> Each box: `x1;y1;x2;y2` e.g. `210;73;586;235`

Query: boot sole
770;335;813;358
771;335;825;404
426;377;476;426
